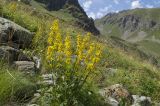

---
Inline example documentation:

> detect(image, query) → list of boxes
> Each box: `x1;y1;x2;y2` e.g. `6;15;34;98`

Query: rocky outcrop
35;0;100;35
0;17;36;74
0;17;33;49
98;10;159;32
0;46;30;63
0;18;33;64
0;46;19;63
100;84;153;106
99;84;133;105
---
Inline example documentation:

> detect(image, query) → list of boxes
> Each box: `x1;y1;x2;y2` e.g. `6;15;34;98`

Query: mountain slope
34;0;100;35
95;8;160;66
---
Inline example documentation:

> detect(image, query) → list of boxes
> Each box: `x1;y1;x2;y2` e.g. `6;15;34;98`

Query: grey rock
13;61;35;74
100;84;133;105
34;93;41;97
42;74;53;80
18;53;31;61
132;95;151;106
27;104;39;106
42;80;54;85
33;56;41;69
42;74;54;85
37;74;55;86
107;97;119;106
0;45;31;63
0;17;33;49
0;46;19;63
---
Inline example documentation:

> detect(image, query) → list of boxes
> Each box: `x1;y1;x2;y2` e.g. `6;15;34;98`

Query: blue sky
79;0;160;19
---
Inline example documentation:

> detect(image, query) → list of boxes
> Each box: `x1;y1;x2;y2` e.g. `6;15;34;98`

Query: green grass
96;42;160;102
0;61;36;105
137;40;160;57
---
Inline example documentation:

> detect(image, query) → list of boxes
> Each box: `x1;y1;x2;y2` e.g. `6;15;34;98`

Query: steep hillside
95;8;160;66
34;0;100;35
0;1;160;105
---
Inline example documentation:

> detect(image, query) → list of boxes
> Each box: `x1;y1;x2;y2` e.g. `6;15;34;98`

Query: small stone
42;74;53;80
34;93;41;97
33;56;41;69
42;80;54;85
132;95;152;106
108;97;119;106
27;104;39;106
13;61;35;75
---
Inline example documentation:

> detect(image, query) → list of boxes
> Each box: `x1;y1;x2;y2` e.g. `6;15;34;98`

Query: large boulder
0;17;33;49
99;84;133;105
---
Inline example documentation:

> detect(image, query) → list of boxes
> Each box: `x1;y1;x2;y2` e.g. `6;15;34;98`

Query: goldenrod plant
42;19;104;105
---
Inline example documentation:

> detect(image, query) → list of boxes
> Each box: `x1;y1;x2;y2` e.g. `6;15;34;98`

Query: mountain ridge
34;0;100;35
95;8;160;66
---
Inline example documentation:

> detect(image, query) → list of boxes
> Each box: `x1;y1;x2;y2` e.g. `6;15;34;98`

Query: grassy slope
0;0;160;104
0;61;36;105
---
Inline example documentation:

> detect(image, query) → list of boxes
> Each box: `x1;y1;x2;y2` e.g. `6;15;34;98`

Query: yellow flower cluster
76;34;83;63
46;46;54;60
47;19;61;62
9;2;17;12
85;43;103;70
46;20;73;67
46;19;103;71
64;33;72;64
76;33;102;70
48;19;59;46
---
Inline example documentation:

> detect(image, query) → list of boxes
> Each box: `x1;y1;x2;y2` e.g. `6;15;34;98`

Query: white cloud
87;5;115;19
96;12;104;18
146;5;153;8
88;12;96;19
99;5;112;13
83;0;93;11
131;0;143;9
113;0;119;4
98;5;113;18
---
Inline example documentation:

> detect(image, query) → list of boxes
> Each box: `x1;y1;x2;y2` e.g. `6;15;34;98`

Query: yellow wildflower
47;19;60;45
50;19;59;31
46;46;54;60
86;63;94;70
64;33;72;64
83;33;91;46
76;34;84;63
56;32;63;53
9;2;17;12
